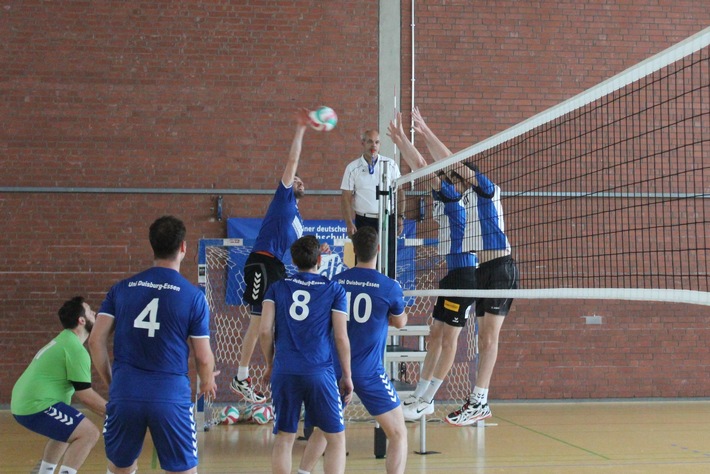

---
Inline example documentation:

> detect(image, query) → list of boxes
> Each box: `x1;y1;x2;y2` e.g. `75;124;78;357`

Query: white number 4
134;298;161;337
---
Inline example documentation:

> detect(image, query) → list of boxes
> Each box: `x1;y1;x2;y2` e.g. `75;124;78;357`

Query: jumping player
231;108;323;404
387;109;477;421
89;216;218;473
259;235;353;474
298;226;408;474
444;159;519;426
11;296;107;474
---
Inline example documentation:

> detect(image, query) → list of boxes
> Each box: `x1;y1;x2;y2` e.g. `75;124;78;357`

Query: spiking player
298;227;408;474
260;235;352;474
89;216;218;474
387;109;478;422
232;108;328;404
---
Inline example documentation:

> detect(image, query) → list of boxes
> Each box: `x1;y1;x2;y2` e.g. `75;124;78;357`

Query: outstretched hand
386;111;406;146
411;107;431;136
296;107;311;127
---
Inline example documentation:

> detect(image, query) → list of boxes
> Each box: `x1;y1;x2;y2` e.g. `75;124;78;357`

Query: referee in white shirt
341;129;404;278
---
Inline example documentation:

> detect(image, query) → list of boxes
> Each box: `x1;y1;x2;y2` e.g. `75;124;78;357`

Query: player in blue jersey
443;159;519;426
400;110;519;426
259;235;353;474
387;110;478;422
298;226;408;474
89;216;218;474
232;108;323;404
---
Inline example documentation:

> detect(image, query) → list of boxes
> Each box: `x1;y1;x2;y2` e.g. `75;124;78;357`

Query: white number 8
289;290;310;321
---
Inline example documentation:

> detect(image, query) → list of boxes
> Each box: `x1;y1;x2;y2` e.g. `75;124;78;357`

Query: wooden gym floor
3;400;710;473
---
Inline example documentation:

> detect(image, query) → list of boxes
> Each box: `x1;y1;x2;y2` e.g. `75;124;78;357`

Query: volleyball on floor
251;404;274;424
308;106;337;131
219;405;240;425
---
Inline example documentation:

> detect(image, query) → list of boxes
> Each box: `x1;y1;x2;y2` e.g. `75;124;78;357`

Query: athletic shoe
401;394;419;408
230;376;266;403
445;401;491;426
402;397;434;421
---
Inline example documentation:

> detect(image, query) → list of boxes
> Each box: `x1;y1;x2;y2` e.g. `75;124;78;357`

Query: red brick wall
1;1;708;403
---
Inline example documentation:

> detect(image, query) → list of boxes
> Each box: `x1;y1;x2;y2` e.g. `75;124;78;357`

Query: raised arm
281;108;311;187
412;107;454;161
388;111;440;188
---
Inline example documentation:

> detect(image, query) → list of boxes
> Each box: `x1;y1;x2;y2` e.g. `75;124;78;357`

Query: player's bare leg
272;432;298;474
374;407;408;474
299;428;327;473
57;418;100;469
231;314;266;403
322;431;346;474
475;314;505;388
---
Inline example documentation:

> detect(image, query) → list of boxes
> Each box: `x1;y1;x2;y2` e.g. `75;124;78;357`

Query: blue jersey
265;272;347;376
433;180;477;270
98;267;210;403
253;181;304;261
462;171;511;253
335;267;405;377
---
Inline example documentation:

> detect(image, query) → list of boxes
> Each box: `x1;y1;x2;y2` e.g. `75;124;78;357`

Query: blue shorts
13;402;85;442
104;400;197;472
353;371;401;417
271;370;344;434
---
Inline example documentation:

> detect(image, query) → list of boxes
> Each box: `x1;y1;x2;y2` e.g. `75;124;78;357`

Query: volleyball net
397;26;709;307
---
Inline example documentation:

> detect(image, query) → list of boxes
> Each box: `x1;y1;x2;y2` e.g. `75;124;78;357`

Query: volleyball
251;404;274;424
308;106;338;131
219;405;240;425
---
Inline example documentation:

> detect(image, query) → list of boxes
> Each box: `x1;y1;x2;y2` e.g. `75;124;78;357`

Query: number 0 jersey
335;267;405;377
264;272;347;376
98;266;210;403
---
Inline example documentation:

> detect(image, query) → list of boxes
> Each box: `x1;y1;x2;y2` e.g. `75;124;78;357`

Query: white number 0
134;298;161;337
346;292;372;323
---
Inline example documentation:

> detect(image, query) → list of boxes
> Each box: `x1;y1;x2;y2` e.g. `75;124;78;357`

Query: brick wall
1;1;708;403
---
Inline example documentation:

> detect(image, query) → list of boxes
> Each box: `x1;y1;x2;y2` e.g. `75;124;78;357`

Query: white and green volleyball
308;106;338;131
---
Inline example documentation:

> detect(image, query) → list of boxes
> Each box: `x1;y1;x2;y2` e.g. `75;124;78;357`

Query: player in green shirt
11;296;107;474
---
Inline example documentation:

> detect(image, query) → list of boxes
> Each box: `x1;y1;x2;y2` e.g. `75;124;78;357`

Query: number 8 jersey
98;266;211;402
264;272;347;376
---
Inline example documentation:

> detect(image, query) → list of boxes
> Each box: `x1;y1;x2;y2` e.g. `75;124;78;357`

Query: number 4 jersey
98;266;210;403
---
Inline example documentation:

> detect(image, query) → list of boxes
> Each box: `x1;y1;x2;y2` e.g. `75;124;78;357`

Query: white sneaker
445;401;491;426
230;376;266;403
401;394;419;408
402;397;434;421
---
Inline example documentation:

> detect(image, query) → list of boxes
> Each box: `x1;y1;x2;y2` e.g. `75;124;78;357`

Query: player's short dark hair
352;226;379;262
58;296;86;329
149;216;186;259
291;235;320;270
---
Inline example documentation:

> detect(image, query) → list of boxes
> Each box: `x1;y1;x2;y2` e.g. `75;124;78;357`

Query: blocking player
259;235;353;474
444;158;519;426
11;296;107;474
231;108;323;404
298;226;408;474
403;108;519;426
387;109;477;421
89;216;218;474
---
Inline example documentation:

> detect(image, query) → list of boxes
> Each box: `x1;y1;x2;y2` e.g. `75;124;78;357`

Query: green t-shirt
11;329;92;416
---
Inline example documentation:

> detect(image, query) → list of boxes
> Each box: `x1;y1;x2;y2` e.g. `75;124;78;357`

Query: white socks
422;377;444;403
237;366;249;380
39;461;57;473
470;386;489;405
413;379;430;398
58;467;77;474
